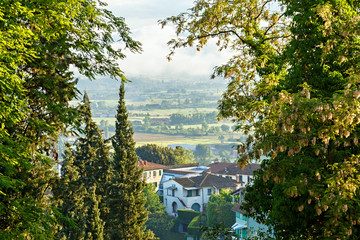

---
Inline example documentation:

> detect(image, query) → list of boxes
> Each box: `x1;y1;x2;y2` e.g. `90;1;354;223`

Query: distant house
231;188;272;239
205;162;260;186
138;160;165;191
158;163;209;195
163;174;241;217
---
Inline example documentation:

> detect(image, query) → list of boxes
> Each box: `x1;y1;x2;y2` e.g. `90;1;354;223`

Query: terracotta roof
137;160;165;171
173;173;239;189
205;162;260;175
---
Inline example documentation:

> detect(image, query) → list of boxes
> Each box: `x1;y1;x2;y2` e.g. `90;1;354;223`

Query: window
187;190;192;197
153;171;157;177
191;203;200;211
239;175;243;181
172;189;175;196
154;182;157;187
207;188;212;195
195;189;200;196
248;176;251;182
159;170;162;176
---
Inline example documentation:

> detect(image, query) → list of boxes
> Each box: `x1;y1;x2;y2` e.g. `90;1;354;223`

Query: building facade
163;174;241;217
138;160;165;191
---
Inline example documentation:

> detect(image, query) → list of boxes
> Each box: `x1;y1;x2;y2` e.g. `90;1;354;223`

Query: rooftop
138;160;165;171
173;173;240;189
205;162;261;176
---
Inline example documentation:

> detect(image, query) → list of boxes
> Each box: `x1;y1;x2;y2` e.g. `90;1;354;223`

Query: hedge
177;209;200;224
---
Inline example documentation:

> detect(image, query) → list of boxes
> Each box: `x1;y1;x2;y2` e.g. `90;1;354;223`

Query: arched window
191;203;200;212
172;202;178;213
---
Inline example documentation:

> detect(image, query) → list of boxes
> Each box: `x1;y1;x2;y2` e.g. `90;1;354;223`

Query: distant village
138;159;265;239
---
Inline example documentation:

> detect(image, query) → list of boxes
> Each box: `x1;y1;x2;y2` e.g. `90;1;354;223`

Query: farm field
133;132;241;147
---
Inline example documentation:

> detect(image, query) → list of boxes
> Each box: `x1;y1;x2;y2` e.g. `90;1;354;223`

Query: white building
163;173;241;217
138;160;165;192
158;163;209;195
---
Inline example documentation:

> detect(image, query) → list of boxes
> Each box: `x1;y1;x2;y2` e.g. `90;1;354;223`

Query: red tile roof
137;160;165;170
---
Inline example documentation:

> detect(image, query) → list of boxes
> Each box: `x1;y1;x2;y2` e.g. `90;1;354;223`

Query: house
163;173;241;217
231;188;272;239
205;162;260;186
158;163;209;195
138;160;165;191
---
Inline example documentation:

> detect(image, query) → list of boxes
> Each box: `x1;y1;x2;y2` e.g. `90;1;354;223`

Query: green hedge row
178;209;200;224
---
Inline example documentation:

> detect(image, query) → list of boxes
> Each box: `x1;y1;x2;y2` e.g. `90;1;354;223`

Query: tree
136;144;194;165
163;0;360;239
220;124;230;132
143;184;173;238
107;82;155;240
1;0;141;238
206;190;235;228
219;150;231;163
194;144;213;165
55;93;111;239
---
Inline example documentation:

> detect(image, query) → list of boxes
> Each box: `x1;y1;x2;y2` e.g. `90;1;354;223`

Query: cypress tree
107;82;155;240
55;92;111;239
86;185;104;240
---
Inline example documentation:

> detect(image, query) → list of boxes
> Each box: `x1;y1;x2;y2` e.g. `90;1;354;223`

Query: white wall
163;179;217;216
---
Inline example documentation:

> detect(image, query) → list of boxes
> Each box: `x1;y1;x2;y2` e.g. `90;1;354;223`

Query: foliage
177;209;201;224
170;112;218;125
1;0;141;238
187;215;202;239
206;190;234;228
163;0;360;238
194;144;213;165
136;144;194;165
106;82;155;240
143;184;173;239
55;93;111;239
200;223;238;240
144;184;165;213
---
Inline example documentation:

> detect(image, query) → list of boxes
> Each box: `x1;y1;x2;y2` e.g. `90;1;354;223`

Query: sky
103;0;233;80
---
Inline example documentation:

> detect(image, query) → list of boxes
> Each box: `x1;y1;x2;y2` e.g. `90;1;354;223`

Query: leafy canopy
163;0;360;239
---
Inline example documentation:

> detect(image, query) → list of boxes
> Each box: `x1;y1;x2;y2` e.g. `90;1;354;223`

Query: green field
133;133;241;147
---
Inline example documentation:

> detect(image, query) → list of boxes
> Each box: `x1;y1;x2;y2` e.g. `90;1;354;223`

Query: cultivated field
133;132;241;147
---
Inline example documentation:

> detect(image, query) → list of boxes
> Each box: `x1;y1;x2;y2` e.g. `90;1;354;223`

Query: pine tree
106;82;155;240
55;93;111;239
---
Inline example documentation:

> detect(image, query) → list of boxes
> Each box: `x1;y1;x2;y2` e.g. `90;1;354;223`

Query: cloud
104;0;233;80
116;24;233;79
